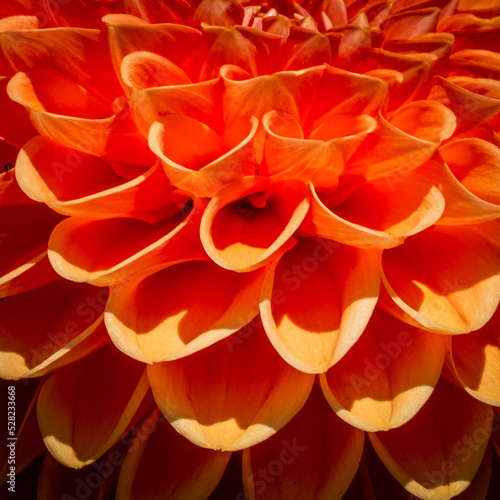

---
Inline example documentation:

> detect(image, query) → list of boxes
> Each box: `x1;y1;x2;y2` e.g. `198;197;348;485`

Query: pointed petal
242;385;364;500
190;0;244;28
201;176;309;271
380;7;440;40
370;377;494;499
117;408;230;500
380;225;500;333
261;109;376;190
149;115;258;198
0;279;109;379
119;0;191;24
448;306;500;405
37;343;149;468
7;72;153;165
48;202;203;286
105;260;265;363
16;136;176;222
260;237;380;373
147;319;314;451
320;307;446;431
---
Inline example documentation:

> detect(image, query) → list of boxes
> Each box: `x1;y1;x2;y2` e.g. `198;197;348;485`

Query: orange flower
1;0;500;498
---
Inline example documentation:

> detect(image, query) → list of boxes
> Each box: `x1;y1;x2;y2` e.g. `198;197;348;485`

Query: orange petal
190;0;244;28
147;319;315;451
149;115;258;197
37;343;149;468
105;260;265;362
417;150;500;225
370;377;494;499
199;25;280;79
242;385;364;500
0;77;36;148
40;0;112;28
16;136;176;222
7;72;154;165
449;49;500;79
381;7;440;40
120;51;191;90
260;237;380;373
0;200;62;297
0;279;109;379
128;78;219;137
448;306;500;405
48;202;203;286
1;27;121;102
320;307;446;431
276;27;341;71
380;225;500;333
104;14;201;87
119;0;191;24
261;109;376;190
116;408;231;500
428;75;500;134
346;101;456;182
200;176;309;272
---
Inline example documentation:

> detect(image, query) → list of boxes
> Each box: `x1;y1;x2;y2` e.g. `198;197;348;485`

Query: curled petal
261;109;376;190
48;202;203;286
149;115;258;198
449;49;500;79
346;102;456;182
116;408;230;500
200;176;310;272
199;25;280;79
380;7;440;40
147;320;315;451
16;136;179;222
448;306;500;406
105;260;265;363
380;225;500;333
37;343;149;468
428;75;500;134
320;307;446;431
104;14;201;87
370;377;493;499
260;237;380;373
242;385;364;500
0;279;109;379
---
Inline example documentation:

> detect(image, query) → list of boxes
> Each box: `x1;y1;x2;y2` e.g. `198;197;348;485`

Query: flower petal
320;307;446;431
37;343;149;468
147;319;315;451
16;136;177;222
48;202;203;286
201;176;309;272
0;279;109;379
380;225;500;333
116;408;230;500
448;306;500;406
260;237;380;373
381;7;440;40
105;260;265;362
242;385;364;500
369;377;493;499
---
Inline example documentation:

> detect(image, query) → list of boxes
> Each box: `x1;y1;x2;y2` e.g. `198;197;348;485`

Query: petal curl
320;307;446;431
147;320;314;451
260;237;380;373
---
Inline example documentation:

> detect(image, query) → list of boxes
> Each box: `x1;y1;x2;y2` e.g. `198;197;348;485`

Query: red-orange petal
448;306;500;406
242;385;364;500
0;279;109;379
381;7;440;40
320;307;446;431
200;176;310;272
105;260;265;362
147;319;314;451
260;237;380;373
16;136;177;223
37;343;149;468
380;225;500;333
116;408;231;500
370;377;494;499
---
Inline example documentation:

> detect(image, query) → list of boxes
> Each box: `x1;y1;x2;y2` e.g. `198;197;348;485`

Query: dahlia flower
1;0;500;498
